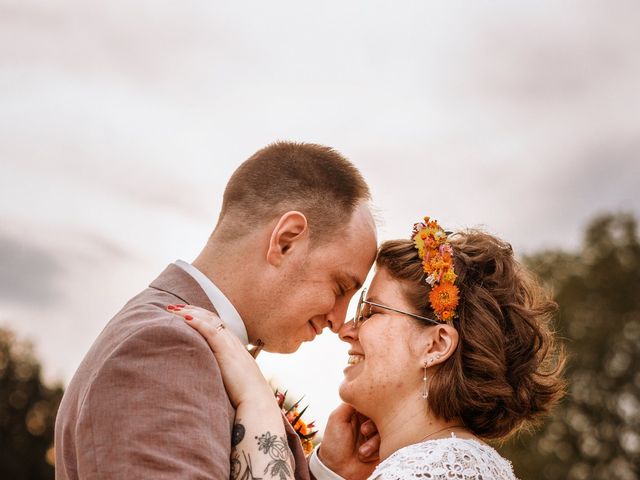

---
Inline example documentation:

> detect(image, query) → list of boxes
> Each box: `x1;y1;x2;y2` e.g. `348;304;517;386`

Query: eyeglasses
353;287;441;328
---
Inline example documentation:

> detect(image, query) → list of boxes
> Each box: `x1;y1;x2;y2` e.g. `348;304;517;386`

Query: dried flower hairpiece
411;216;460;323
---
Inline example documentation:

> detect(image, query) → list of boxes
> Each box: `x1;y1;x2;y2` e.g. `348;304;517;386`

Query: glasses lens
354;288;366;328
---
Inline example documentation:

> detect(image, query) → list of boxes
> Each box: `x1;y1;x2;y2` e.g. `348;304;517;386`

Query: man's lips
309;320;323;335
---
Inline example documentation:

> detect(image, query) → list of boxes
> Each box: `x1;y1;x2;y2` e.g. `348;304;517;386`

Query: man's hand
318;403;380;479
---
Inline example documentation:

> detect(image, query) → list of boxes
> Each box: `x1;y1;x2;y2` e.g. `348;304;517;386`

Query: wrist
318;444;340;471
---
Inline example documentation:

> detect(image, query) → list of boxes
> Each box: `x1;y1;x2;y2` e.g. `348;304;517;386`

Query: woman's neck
372;399;467;461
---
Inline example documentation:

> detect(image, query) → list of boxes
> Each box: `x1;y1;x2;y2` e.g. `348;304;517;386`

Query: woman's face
338;268;429;417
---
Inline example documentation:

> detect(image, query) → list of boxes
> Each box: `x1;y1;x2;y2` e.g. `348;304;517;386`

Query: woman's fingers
168;304;218;323
185;314;224;346
166;304;244;353
360;418;378;437
358;432;381;462
166;303;273;408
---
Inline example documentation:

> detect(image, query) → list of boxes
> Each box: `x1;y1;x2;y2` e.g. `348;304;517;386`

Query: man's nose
326;316;342;334
327;297;351;333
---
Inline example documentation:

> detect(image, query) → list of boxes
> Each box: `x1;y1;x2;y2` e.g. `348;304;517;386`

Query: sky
1;0;639;432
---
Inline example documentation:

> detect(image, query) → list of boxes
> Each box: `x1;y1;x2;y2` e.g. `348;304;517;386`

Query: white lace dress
370;434;517;480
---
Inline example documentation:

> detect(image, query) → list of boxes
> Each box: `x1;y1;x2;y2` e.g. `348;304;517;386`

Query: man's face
259;204;377;353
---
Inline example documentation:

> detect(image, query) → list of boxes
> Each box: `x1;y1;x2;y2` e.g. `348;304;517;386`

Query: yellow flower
442;270;458;284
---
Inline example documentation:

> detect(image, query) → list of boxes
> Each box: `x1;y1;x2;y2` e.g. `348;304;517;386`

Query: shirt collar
174;259;249;345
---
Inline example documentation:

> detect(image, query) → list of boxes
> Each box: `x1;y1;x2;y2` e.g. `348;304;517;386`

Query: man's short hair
217;141;371;242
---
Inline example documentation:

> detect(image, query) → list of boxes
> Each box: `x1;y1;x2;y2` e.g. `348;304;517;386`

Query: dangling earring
421;360;430;400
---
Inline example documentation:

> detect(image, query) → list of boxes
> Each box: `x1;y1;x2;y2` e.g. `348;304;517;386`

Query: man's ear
266;211;309;266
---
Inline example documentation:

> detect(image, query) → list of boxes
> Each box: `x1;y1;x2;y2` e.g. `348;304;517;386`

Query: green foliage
0;328;63;480
500;213;640;480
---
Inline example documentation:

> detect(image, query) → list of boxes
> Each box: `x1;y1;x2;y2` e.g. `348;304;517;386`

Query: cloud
1;0;639;427
0;231;63;307
0;224;132;309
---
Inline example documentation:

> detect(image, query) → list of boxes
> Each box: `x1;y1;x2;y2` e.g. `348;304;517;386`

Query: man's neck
192;242;251;326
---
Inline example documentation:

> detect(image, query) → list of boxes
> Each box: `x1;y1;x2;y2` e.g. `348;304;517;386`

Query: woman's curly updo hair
376;230;566;440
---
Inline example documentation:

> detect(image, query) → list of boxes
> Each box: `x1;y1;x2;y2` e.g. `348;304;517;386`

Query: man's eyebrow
335;272;363;291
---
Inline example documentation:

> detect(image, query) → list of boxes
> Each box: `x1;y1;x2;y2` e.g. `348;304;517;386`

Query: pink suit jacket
55;264;311;480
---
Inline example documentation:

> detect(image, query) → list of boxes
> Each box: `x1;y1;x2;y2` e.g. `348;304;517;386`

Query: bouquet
275;389;318;455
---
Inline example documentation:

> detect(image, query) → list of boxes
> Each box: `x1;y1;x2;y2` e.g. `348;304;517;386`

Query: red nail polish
176;304;186;308
184;314;193;321
167;305;175;310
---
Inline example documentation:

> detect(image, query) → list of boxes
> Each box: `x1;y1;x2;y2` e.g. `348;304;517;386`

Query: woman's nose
338;318;358;343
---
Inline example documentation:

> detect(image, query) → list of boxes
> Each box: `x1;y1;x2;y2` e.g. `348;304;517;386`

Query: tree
0;328;63;479
500;213;640;480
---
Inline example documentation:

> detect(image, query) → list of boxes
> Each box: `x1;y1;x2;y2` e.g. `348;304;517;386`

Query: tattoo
231;451;261;480
232;422;246;447
255;432;293;480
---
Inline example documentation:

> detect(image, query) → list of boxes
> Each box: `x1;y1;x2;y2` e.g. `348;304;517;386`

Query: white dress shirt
309;446;346;480
174;259;249;345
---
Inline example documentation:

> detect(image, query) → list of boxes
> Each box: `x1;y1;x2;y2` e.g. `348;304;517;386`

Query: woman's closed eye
362;304;378;320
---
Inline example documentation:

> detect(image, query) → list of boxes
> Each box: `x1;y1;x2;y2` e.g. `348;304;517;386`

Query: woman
170;216;565;479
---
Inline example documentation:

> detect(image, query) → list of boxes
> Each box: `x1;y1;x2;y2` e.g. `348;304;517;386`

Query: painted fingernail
176;304;186;308
167;305;175;310
184;314;193;321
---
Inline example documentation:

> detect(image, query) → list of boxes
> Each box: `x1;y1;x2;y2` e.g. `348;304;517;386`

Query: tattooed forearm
232;422;246;447
255;432;293;480
230;426;293;480
230;450;261;480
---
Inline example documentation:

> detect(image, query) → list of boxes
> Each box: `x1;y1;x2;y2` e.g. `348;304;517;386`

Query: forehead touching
340;204;378;257
313;203;377;286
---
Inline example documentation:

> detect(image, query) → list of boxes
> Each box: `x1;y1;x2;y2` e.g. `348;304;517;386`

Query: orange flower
295;419;309;435
302;439;315;455
429;283;460;316
440;310;454;321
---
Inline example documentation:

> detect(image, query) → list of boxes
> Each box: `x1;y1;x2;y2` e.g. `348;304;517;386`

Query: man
55;141;379;479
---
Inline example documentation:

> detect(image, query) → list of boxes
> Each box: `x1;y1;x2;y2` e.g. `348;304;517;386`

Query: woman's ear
266;211;309;266
421;324;459;367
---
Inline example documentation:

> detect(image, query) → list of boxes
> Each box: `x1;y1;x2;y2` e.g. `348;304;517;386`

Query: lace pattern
371;434;517;480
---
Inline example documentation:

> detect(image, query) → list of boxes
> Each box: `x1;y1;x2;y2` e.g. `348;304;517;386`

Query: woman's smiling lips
347;350;365;365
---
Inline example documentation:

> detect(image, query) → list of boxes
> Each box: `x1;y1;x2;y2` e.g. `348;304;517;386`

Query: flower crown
411;216;460;323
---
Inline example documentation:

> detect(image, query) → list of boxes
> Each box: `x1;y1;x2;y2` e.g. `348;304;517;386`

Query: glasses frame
353;287;441;328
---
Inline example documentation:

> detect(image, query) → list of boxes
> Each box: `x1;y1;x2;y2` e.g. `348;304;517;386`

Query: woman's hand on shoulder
167;304;277;413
